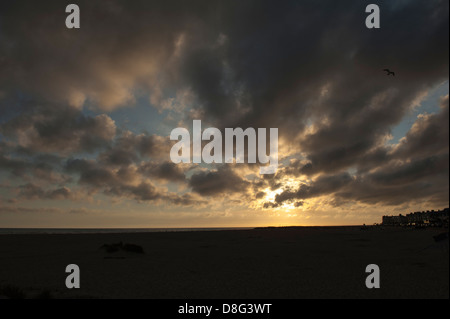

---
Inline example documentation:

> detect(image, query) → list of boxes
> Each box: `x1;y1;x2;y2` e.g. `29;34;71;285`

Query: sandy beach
0;226;448;299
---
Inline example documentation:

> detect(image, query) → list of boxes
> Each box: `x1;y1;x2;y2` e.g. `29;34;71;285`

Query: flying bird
383;69;395;76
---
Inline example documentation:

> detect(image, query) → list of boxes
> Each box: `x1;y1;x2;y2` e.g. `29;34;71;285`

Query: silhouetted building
382;208;449;227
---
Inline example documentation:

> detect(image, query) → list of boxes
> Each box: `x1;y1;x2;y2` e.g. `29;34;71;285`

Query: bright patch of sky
390;80;449;144
82;92;177;137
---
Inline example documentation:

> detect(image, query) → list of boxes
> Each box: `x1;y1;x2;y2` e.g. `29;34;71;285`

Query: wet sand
0;226;448;299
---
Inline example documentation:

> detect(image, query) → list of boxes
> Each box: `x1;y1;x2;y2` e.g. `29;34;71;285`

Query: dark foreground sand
0;226;448;299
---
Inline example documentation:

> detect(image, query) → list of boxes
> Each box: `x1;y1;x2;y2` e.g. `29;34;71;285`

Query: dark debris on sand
100;242;144;254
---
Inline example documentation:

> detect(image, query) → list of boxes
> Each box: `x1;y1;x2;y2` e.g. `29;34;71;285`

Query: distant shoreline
0;227;256;235
0;225;377;235
3;224;446;235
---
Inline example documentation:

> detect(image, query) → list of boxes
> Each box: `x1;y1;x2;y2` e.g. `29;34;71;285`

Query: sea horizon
0;227;258;235
0;225;373;235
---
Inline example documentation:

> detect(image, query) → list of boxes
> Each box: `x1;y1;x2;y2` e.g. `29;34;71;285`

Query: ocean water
0;227;253;235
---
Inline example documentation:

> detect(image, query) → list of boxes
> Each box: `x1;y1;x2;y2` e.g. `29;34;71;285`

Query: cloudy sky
0;0;448;228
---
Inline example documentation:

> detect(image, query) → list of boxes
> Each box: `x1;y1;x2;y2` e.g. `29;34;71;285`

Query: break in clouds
0;0;448;218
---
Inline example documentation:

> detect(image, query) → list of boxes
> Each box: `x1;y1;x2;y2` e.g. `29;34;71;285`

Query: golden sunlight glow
255;177;306;214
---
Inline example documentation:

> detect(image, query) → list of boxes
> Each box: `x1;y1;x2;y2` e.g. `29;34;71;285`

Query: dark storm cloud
368;154;448;187
393;95;449;160
1;143;71;184
334;93;449;176
2;0;445;123
188;0;448;179
0;0;448;208
64;156;197;203
65;158;137;189
360;95;449;173
336;157;449;206
271;153;449;207
99;132;171;162
274;172;353;204
99;148;138;167
138;161;188;182
189;166;250;196
18;183;74;200
0;106;116;154
0;152;28;177
163;192;205;206
270;101;449;207
107;182;160;201
0;0;214;110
